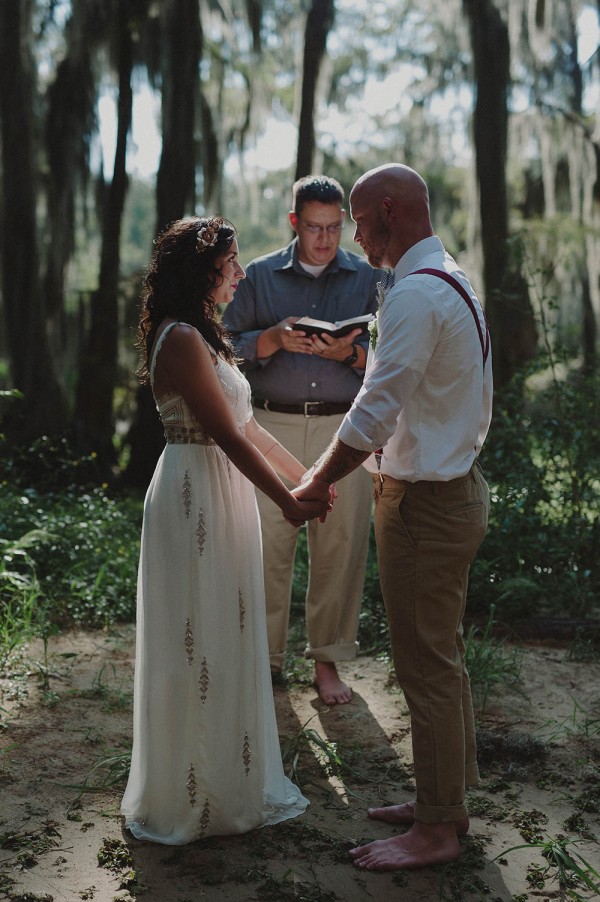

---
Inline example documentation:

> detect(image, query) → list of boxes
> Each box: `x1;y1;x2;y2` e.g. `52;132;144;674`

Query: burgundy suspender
412;268;490;365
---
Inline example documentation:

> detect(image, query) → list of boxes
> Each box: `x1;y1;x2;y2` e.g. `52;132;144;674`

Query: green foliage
494;834;600;900
282;715;360;786
471;362;600;623
464;605;522;715
0;434;105;492
0;481;141;643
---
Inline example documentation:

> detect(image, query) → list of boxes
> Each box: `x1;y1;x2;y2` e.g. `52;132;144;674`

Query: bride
121;216;331;844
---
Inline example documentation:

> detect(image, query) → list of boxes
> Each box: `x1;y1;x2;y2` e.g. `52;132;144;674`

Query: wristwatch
342;344;359;366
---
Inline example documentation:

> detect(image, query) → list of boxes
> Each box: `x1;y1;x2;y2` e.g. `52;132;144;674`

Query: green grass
493;834;600;900
0;484;141;642
464;605;522;715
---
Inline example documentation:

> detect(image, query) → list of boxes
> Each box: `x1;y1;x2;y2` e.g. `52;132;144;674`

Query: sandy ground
0;626;599;902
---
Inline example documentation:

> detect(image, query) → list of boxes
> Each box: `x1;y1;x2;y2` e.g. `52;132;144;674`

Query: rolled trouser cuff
304;640;359;663
413;801;468;824
269;651;286;673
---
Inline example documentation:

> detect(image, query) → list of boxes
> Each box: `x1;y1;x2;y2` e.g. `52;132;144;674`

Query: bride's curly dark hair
137;216;237;383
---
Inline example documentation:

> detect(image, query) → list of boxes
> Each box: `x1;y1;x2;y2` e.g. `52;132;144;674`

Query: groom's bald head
349;164;434;269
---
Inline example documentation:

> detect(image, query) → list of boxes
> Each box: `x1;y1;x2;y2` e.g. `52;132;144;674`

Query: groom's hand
292;478;336;523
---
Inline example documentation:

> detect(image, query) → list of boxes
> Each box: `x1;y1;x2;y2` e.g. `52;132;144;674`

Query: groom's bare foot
368;801;416;824
350;821;461;871
368;801;469;836
314;661;352;705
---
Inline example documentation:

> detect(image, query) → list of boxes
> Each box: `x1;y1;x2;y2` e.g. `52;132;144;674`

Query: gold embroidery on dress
242;732;251;775
182;471;192;517
184;619;194;664
187;764;197;806
164;424;215;445
197;510;206;554
198;798;211;837
239;589;246;632
199;657;209;702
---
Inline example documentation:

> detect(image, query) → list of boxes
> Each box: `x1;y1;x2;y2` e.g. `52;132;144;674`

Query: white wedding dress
121;322;308;844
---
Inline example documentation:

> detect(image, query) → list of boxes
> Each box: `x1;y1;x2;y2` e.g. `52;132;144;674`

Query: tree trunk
463;0;537;387
123;0;202;489
0;0;67;442
73;5;134;470
43;6;97;322
155;0;202;234
294;0;335;180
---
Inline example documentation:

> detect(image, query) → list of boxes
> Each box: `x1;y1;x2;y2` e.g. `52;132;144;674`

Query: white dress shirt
338;236;493;482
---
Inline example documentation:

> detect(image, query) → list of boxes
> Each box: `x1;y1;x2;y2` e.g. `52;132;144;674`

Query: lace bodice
150;322;252;444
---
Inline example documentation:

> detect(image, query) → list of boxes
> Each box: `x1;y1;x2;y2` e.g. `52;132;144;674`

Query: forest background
0;0;599;656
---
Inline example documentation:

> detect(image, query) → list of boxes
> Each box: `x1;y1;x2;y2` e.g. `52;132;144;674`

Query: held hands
283;480;336;527
310;327;362;362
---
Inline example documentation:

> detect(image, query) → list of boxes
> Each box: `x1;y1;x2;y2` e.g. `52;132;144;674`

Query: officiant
223;174;379;705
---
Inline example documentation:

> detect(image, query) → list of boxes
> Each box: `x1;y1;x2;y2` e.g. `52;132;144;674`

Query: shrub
471;363;600;623
0;483;141;633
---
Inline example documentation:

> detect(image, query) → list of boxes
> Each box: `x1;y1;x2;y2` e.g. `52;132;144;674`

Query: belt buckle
304;401;320;417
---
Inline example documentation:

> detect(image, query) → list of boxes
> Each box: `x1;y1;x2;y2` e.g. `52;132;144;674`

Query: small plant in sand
540;698;600;743
494;833;600;900
66;748;132;808
465;605;522;715
281;715;361;785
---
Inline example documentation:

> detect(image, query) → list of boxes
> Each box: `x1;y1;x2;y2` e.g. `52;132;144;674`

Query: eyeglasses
300;223;344;234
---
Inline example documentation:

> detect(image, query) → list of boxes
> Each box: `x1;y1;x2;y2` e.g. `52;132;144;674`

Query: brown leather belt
253;399;352;417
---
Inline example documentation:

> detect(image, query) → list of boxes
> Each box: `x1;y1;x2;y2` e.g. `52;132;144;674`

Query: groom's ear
289;211;299;233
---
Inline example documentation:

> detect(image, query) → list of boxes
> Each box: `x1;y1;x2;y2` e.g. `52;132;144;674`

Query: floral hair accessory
196;219;221;252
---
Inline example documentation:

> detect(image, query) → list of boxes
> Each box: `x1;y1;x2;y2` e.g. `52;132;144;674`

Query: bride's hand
283;493;332;527
294;476;336;520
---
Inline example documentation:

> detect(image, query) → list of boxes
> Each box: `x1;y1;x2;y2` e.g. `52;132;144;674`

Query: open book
291;313;375;338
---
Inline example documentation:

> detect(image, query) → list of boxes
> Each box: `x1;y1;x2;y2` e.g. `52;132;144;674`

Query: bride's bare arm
155;325;330;520
244;417;305;485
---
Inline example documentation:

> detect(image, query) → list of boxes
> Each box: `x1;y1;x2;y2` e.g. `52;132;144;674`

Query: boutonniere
368;316;378;350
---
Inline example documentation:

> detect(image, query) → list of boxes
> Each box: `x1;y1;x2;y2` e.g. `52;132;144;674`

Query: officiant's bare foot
314;661;352;705
350;821;461;871
368;802;469;836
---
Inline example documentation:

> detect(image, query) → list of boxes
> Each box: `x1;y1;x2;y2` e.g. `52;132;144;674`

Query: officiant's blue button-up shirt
222;239;379;405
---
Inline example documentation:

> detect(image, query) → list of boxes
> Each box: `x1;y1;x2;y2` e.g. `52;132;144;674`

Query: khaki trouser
373;462;490;824
254;408;372;672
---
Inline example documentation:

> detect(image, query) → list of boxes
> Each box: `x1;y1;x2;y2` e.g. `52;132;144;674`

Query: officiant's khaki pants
373;462;489;824
254;408;372;672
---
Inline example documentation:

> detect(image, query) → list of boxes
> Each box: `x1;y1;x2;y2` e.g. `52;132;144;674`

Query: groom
298;163;493;870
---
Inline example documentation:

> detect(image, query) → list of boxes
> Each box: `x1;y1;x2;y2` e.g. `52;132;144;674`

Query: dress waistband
164;425;215;445
253;399;352;417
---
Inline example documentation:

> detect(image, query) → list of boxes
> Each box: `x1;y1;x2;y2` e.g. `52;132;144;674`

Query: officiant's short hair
292;175;344;214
